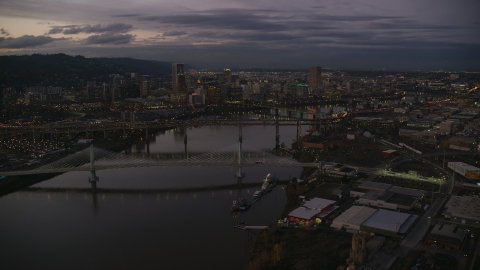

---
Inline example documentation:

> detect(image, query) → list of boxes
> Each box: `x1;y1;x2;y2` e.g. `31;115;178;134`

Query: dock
234;225;269;230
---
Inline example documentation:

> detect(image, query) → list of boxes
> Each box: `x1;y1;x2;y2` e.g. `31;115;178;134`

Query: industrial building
444;195;480;226
351;182;425;202
381;150;398;158
287;197;338;226
360;209;418;238
448;162;480;180
331;207;418;238
424;223;466;250
358;190;416;211
331;206;377;232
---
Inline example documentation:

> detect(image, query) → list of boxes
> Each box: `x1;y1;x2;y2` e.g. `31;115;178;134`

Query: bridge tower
88;145;99;189
235;124;244;185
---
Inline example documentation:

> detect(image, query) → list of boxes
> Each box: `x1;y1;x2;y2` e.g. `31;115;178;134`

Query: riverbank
246;178;352;270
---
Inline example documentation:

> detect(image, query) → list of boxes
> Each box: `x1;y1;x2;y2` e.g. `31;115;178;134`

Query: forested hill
93;57;173;76
0;54;177;88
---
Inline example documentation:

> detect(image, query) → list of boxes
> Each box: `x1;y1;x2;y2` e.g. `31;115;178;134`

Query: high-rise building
309;66;322;88
172;63;186;92
141;80;149;97
224;68;232;86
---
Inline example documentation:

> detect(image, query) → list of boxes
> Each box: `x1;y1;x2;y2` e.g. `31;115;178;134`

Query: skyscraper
308;66;322;88
224;68;232;86
172;63;185;92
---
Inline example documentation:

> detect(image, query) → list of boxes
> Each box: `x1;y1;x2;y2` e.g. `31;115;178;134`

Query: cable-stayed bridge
0;144;314;176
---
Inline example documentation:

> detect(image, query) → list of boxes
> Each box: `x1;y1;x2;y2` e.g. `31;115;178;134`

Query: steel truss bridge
1;118;342;138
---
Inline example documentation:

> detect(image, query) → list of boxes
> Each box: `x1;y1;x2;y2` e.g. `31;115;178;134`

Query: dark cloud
112;14;142;17
139;9;287;31
56;23;133;35
48;27;63;34
0;28;10;36
188;31;305;43
309;14;404;22
311;5;326;9
162;30;187;37
0;35;62;48
83;33;135;45
62;27;84;35
369;19;463;30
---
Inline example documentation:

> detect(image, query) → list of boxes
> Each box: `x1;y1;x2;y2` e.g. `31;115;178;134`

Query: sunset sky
1;0;479;70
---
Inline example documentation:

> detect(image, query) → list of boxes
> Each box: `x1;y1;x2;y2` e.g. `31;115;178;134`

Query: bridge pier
296;120;301;148
184;127;188;158
88;145;99;189
275;121;280;150
123;124;126;138
236;124;244;185
103;126;107;140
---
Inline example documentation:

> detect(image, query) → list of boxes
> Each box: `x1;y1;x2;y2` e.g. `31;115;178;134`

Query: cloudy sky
1;0;479;70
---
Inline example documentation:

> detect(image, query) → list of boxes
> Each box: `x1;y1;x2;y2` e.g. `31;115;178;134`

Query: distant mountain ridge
0;54;187;88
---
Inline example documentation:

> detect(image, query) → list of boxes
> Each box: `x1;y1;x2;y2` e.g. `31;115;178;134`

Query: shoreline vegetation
246;149;352;270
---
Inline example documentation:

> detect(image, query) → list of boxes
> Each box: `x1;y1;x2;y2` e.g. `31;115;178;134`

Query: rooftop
386;193;417;207
448;162;480;172
287;207;322;220
362;190;386;201
333;206;377;227
444;195;480;222
388;186;425;198
359;181;392;192
427;223;465;245
302;197;336;210
361;209;415;233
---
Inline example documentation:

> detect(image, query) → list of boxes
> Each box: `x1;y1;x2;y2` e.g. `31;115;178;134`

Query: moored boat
231;197;247;211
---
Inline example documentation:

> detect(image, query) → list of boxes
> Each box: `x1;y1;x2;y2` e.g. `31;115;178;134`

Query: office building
309;66;322;88
172;63;187;93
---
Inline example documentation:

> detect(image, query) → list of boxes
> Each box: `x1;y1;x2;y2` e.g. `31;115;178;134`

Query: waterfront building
286;197;337;227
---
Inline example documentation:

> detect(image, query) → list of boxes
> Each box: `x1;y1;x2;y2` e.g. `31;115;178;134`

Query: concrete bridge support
184;127;188;158
88;145;99;189
275;121;280;150
236;125;244;186
296;120;302;148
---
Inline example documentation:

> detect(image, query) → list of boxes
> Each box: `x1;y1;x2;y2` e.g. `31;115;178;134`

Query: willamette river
0;113;315;269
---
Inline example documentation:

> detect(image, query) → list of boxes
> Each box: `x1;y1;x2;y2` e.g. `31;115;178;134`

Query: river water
0;120;309;270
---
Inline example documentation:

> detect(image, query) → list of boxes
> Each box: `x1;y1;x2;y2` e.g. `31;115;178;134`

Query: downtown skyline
1;0;480;70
